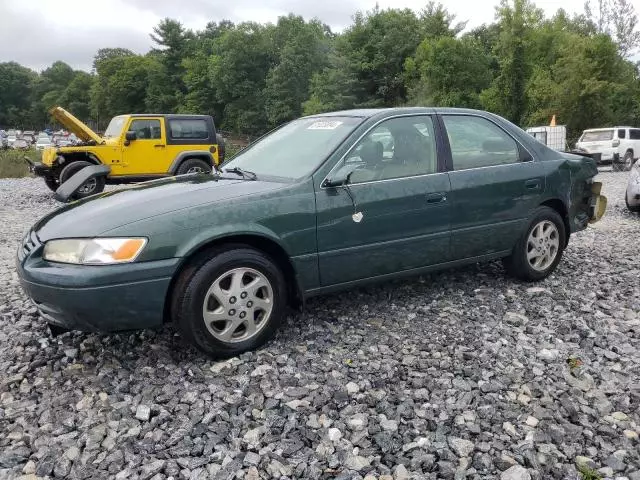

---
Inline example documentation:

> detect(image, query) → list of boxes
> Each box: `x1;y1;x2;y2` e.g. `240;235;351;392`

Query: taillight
612;139;620;147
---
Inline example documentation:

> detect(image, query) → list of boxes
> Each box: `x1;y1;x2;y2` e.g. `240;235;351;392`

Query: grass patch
578;466;602;480
0;149;40;178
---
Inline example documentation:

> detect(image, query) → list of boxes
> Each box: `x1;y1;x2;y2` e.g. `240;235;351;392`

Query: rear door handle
154;144;165;148
426;192;447;204
525;179;541;190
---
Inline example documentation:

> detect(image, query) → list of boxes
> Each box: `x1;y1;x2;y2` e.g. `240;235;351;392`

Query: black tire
172;246;287;358
59;160;106;200
176;158;212;175
623;151;635;171
44;177;58;192
503;206;566;282
626;190;640;213
216;134;226;163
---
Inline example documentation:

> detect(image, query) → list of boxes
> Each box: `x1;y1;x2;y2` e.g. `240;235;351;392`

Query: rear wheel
59;160;105;200
172;246;287;358
504;207;566;282
623;151;635;171
177;158;212;175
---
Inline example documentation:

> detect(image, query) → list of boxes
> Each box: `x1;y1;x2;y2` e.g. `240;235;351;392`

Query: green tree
150;18;193;110
209;22;276;134
58;72;94;120
264;16;329;127
481;0;543;124
0;62;36;127
303;53;363;114
405;37;492;108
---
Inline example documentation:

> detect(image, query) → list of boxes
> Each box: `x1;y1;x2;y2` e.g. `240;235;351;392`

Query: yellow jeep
31;107;225;199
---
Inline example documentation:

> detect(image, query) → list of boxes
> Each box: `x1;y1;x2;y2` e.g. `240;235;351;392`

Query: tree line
1;0;639;142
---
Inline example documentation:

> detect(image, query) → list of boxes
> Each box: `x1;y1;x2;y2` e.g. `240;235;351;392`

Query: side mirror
323;163;359;188
124;131;136;146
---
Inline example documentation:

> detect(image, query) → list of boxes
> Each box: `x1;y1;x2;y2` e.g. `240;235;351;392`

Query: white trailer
526;125;567;151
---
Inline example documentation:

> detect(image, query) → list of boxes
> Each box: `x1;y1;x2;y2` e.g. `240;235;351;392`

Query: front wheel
172;246;287;358
503;207;566;282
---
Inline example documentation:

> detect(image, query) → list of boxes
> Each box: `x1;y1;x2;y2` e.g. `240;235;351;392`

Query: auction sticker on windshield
307;120;343;130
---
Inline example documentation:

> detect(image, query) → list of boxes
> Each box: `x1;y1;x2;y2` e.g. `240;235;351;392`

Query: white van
575;127;640;169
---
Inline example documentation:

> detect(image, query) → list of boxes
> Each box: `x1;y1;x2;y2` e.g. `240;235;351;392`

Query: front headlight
42;238;147;265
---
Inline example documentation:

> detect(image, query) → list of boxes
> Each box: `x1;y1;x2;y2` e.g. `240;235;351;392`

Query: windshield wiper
223;167;258;180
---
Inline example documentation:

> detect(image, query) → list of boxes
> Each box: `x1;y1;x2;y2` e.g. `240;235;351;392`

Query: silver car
35;136;52;151
626;161;640;212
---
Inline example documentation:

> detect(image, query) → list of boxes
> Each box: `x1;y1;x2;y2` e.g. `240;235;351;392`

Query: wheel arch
163;233;302;324
169;151;215;175
539;198;570;246
58;151;102;165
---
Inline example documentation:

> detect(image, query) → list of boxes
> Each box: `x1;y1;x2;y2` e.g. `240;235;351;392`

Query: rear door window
618;129;626;139
442;115;520;170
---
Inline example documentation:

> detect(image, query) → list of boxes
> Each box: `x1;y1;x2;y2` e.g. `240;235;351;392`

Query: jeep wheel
172;246;287;358
59;161;105;200
503;206;566;282
177;158;212;175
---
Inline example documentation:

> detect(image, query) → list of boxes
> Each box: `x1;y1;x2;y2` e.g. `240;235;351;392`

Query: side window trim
321;113;444;188
438;113;533;172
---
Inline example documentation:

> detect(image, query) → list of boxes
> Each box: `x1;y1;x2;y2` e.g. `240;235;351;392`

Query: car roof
304;107;493;119
583;126;635;131
128;114;211;119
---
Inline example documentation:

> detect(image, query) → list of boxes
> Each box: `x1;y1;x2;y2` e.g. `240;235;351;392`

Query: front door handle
154;144;165;148
426;192;447;204
525;178;541;190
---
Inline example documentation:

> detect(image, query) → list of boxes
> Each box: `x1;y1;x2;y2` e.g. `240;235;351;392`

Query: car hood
49;106;103;144
34;175;288;242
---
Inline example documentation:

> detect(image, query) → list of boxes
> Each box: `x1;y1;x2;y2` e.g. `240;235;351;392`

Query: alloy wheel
201;267;273;343
77;178;97;194
526;220;560;272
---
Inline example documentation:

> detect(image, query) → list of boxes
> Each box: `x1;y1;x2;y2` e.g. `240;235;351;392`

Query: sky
0;0;588;72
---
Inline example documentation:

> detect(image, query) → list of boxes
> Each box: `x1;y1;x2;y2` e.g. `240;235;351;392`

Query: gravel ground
0;173;639;480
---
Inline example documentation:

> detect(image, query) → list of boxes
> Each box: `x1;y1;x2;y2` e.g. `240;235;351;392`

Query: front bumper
24;159;53;177
17;236;180;332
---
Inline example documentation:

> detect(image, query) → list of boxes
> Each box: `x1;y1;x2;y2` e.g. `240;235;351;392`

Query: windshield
581;130;613;142
223;117;363;179
104;116;127;138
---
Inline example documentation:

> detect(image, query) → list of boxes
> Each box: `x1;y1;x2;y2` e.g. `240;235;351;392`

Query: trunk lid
49;106;103;144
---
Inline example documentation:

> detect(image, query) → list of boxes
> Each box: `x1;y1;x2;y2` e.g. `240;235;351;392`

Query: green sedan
17;108;606;357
